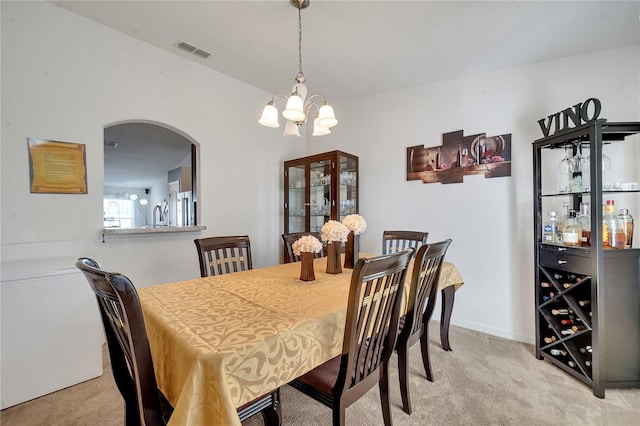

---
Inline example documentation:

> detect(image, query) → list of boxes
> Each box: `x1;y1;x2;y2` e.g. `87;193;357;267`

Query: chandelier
258;0;338;137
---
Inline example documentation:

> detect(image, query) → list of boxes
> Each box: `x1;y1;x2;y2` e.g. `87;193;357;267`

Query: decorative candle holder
326;241;342;274
299;252;316;281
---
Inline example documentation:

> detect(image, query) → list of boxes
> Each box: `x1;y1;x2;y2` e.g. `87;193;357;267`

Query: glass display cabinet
284;150;358;234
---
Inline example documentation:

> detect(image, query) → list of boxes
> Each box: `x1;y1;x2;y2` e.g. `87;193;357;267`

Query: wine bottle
541;281;552;288
571;325;586;332
568;360;576;367
551;308;572;315
578;300;591;307
585;360;592;367
579;345;592;353
560;329;574;336
563;283;572;289
553;273;563;280
550;349;567;356
560;318;577;325
544;336;557;344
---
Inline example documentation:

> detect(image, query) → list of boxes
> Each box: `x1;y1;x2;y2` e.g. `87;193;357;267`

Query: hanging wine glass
556;146;572;193
569;143;589;192
557;146;571;174
601;148;611;172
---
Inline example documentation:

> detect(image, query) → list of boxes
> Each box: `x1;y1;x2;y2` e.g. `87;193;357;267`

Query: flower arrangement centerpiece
342;214;367;269
292;235;323;281
321;220;349;274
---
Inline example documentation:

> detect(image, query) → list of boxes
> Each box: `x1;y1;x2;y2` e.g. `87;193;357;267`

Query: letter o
580;98;601;122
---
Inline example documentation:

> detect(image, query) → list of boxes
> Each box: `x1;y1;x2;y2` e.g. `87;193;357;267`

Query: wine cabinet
533;120;640;398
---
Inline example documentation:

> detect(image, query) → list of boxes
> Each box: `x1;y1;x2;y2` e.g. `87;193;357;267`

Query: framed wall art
27;137;87;194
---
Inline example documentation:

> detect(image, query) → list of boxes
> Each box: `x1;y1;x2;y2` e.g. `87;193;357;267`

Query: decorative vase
299;252;316;281
344;231;359;269
326;241;342;274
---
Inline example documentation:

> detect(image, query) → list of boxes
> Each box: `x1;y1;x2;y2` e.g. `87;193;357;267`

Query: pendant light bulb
317;103;338;128
258;101;280;128
312;117;331;136
283;93;305;122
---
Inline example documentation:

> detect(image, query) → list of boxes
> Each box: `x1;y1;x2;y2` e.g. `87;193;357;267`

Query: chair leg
260;390;282;426
333;400;346;426
440;286;455;351
124;401;140;426
420;324;434;382
379;366;393;426
397;343;412;414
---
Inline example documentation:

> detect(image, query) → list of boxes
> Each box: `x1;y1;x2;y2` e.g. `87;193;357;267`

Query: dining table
137;253;464;426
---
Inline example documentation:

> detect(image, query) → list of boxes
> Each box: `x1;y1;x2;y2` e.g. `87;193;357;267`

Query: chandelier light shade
258;0;338;137
258;101;279;128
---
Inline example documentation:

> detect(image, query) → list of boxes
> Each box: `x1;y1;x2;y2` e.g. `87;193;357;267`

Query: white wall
307;45;640;343
1;1;306;285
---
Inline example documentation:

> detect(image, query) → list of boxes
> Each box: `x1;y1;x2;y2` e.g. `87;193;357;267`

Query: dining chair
76;258;281;426
194;235;253;277
395;239;452;415
289;250;413;426
282;231;325;263
382;230;429;257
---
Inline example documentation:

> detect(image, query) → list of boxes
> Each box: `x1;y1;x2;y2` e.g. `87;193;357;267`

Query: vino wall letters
406;129;512;184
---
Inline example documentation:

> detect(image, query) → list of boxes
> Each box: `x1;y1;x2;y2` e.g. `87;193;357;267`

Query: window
103;198;134;228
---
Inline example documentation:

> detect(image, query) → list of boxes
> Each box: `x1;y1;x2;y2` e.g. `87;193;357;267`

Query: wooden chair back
194;235;253;277
76;258;168;426
382;230;429;256
282;232;325;263
338;250;412;402
396;239;452;414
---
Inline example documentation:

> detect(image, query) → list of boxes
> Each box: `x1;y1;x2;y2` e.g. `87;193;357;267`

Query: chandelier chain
297;2;304;80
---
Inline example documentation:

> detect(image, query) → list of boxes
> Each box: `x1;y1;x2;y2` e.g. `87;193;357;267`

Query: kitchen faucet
153;204;164;227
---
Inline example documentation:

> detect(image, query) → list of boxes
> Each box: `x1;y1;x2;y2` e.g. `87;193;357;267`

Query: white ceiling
52;0;639;189
53;0;639;102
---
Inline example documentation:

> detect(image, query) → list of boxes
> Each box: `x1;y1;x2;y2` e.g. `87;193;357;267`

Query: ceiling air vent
174;40;211;59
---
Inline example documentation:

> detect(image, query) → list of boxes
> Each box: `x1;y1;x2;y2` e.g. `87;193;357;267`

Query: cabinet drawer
539;246;591;275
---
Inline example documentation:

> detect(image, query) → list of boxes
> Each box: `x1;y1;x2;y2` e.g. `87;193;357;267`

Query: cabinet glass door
287;163;306;233
339;155;358;222
309;159;332;232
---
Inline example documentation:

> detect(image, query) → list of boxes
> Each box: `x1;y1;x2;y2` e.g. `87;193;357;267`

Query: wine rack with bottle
533;120;640;398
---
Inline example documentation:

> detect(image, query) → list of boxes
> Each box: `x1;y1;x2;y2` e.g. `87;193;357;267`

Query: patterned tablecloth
138;256;463;426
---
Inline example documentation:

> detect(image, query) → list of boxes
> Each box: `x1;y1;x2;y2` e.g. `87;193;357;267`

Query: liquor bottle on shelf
603;200;623;248
562;210;582;247
577;202;591;246
558;202;570;242
456;144;463;167
602;203;610;248
618;208;634;249
543;211;561;244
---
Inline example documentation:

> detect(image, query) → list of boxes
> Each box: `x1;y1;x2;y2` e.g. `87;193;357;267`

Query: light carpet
2;323;639;426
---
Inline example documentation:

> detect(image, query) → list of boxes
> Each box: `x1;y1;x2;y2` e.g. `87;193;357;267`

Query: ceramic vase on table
344;232;359;269
299;252;316;281
326;241;342;274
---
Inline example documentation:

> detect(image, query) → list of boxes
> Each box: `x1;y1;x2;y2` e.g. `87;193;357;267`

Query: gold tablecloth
138;257;463;426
